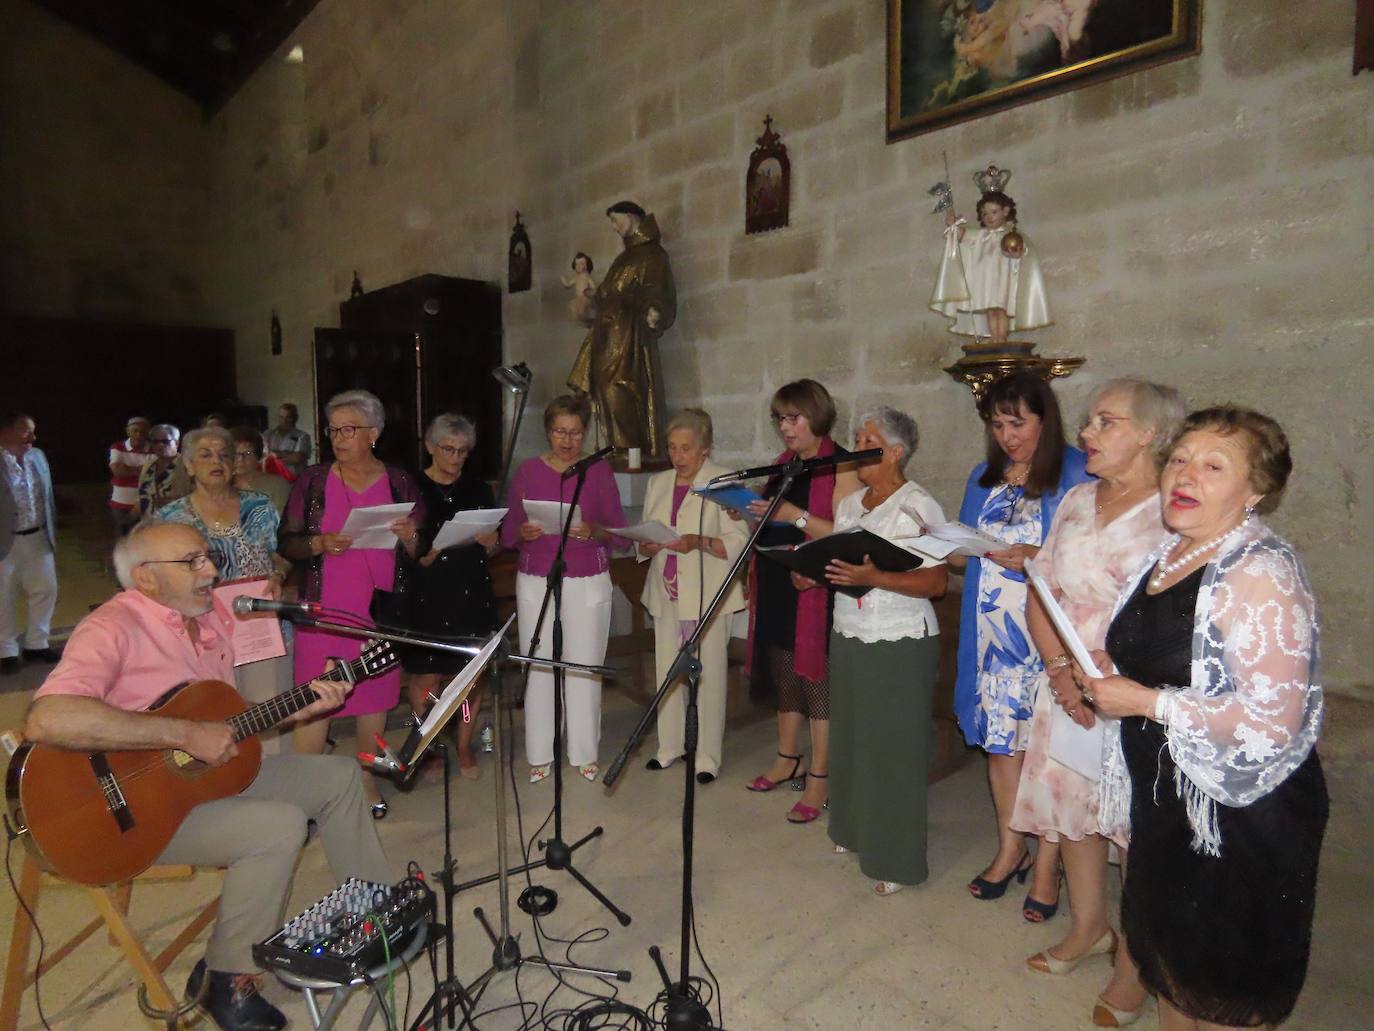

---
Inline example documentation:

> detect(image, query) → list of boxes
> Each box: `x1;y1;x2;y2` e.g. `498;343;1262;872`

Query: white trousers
653;611;732;776
0;533;57;657
517;570;611;767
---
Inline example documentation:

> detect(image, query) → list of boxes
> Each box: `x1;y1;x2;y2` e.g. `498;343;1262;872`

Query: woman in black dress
404;414;500;780
1072;407;1326;1029
742;379;860;823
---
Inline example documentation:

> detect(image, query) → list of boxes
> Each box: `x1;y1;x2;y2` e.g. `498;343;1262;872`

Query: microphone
707;447;884;484
560;445;617;480
231;596;323;618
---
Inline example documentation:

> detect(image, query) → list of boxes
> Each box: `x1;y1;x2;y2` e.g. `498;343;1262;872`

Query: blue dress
953;448;1091;753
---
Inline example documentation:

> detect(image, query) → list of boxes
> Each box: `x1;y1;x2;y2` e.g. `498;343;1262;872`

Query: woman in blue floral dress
951;374;1091;913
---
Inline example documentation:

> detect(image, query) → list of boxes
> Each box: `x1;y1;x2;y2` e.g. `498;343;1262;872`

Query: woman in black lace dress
404;414;500;780
1071;408;1326;1029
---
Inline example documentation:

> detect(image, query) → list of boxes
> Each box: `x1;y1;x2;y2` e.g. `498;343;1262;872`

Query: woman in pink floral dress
1010;380;1183;1028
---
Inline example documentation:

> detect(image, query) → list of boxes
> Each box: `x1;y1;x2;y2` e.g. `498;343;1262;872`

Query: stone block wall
9;0;1370;695
0;0;212;322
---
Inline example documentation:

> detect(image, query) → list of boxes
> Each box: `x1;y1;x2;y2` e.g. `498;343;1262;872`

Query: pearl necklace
1150;514;1250;589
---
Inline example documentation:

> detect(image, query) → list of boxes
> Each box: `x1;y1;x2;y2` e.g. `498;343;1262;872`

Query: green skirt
827;631;939;886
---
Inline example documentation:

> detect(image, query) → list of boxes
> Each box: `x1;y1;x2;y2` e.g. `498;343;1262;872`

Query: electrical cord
4;823;53;1031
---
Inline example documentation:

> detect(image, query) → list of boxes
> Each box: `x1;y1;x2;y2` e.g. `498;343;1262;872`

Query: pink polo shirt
35;590;235;712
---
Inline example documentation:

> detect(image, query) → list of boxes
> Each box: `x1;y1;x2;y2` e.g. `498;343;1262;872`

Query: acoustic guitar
4;641;397;886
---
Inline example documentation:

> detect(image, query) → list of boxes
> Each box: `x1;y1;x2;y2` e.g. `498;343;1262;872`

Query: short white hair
326;390;385;431
111;520;165;588
1086;379;1186;465
852;406;919;466
425;413;476;448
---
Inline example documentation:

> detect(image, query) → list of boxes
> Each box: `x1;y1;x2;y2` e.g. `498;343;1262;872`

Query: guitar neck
227;657;366;741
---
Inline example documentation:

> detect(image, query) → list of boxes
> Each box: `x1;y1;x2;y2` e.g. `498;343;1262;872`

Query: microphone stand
604;460;804;1030
281;614;617;1030
515;456;631;926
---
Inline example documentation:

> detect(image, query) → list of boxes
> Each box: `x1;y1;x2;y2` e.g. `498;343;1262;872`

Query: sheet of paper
338;502;415;550
522;499;582;535
431;508;507;552
408;615;516;756
920;520;1009;558
1047;703;1106;781
216;577;287;667
1024;559;1104;678
616;520;681;546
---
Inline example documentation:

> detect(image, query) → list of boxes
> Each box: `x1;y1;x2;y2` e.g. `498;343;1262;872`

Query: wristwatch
793;511;810;531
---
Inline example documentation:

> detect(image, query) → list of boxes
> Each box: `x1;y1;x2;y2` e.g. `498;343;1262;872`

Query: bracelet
1045;654;1071;672
1152;691;1171;725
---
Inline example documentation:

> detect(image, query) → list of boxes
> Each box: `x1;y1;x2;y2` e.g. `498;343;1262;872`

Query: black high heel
967;852;1031;900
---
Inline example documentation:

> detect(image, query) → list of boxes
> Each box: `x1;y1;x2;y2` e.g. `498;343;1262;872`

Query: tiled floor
1;490;1370;1029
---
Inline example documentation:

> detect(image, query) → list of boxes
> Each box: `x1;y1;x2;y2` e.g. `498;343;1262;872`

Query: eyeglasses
327;425;374;439
1081;415;1127;434
149;437;174;445
233;450;258;461
140;553;214;572
549;428;585;439
769;412;804;427
435;444;471;457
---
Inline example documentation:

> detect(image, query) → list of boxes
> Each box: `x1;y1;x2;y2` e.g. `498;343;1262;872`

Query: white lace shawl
1098;520;1323;857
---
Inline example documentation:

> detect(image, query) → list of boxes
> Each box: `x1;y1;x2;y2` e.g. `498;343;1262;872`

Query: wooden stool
1;852;220;1030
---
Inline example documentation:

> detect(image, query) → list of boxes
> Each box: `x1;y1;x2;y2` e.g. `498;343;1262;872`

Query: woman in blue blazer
951;373;1092;917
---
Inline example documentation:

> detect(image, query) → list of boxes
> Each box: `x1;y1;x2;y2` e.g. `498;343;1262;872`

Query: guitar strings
27;650;391;832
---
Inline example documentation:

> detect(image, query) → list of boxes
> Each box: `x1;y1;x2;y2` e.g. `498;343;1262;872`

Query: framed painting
745;115;790;235
887;0;1202;142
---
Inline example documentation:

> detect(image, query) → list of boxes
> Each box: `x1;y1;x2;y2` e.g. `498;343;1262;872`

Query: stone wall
17;0;1362;694
0;0;212;322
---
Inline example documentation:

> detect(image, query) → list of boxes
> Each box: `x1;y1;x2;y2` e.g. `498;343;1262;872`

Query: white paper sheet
900;512;1008;560
338;502;415;550
216;577;287;667
431;508;507;552
1046;702;1105;781
522;499;582;535
1024;559;1104;678
617;520;681;546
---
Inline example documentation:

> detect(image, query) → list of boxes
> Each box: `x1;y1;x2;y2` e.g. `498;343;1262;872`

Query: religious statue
561;251;598;325
568;200;677;455
929;163;1050;348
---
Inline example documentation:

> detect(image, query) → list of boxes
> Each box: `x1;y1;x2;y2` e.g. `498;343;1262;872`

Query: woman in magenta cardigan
501;395;628;784
743;379;861;824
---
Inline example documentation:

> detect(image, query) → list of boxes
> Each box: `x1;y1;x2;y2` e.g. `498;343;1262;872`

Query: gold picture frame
887;0;1202;143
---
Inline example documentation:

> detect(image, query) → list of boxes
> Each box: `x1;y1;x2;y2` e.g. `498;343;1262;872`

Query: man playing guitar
22;521;392;1031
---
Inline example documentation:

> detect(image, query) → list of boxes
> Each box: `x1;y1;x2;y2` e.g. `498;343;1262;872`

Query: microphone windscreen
231;595;256;615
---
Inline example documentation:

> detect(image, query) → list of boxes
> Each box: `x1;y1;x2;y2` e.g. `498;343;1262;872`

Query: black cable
4;826;53;1031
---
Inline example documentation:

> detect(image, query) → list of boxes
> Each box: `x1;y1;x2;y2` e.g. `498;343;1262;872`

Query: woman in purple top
278;390;423;817
501;394;627;783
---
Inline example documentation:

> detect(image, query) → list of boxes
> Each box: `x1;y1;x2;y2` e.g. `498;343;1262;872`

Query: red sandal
746;752;805;792
786;772;828;823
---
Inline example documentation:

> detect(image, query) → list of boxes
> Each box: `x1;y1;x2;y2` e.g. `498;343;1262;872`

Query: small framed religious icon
745;115;790;235
508;212;532;294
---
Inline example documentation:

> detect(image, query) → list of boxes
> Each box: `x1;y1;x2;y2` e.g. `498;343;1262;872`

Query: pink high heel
786;772;828;824
746;752;804;792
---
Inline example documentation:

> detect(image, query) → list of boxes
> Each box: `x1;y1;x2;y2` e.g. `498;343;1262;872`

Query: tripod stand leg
559;862;632;927
523;955;631;982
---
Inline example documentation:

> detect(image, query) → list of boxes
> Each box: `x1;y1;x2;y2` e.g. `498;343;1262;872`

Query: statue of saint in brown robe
568;207;676;455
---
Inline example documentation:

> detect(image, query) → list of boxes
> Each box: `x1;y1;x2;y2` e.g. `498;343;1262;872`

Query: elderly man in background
0;412;58;674
265;403;311;478
109;415;154;535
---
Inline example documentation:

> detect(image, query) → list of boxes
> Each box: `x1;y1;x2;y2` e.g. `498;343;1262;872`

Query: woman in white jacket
637;409;748;783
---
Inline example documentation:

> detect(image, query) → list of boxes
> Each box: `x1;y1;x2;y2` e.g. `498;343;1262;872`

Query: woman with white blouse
801;407;949;895
637;409;748;783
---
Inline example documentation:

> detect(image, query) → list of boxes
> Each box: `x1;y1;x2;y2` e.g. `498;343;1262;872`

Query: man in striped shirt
109;416;154;535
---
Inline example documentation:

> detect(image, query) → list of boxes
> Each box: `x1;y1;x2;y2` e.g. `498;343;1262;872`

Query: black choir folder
757;527;923;598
